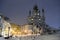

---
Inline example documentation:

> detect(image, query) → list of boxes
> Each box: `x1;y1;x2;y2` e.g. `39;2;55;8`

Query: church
27;5;46;33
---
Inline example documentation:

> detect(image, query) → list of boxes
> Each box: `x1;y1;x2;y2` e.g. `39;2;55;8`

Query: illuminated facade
0;14;12;38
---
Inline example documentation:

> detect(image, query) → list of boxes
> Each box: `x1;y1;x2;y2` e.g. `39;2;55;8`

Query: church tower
27;5;42;28
41;9;45;28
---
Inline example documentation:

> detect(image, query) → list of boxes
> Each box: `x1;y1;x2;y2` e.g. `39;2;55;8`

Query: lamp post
8;27;10;37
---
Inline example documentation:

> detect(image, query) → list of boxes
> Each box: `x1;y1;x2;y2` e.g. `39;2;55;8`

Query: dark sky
0;0;60;28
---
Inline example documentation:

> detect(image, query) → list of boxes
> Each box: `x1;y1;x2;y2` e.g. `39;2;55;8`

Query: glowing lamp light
39;19;41;20
24;30;28;33
37;13;39;15
31;19;33;20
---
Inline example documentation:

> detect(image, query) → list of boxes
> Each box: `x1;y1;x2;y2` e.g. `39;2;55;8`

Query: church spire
42;8;45;21
42;8;45;28
28;10;31;17
33;5;38;12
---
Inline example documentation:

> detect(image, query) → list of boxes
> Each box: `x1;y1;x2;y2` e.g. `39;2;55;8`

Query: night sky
0;0;60;28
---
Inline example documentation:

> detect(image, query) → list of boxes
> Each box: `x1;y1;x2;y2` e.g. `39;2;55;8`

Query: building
27;5;46;32
0;14;12;39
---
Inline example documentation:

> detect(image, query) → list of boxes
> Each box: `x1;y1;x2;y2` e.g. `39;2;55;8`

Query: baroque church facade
27;5;46;31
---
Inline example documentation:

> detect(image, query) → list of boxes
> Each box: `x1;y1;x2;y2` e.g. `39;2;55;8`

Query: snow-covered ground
0;32;60;40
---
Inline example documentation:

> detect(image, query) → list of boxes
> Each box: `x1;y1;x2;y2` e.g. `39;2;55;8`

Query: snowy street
0;32;60;40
